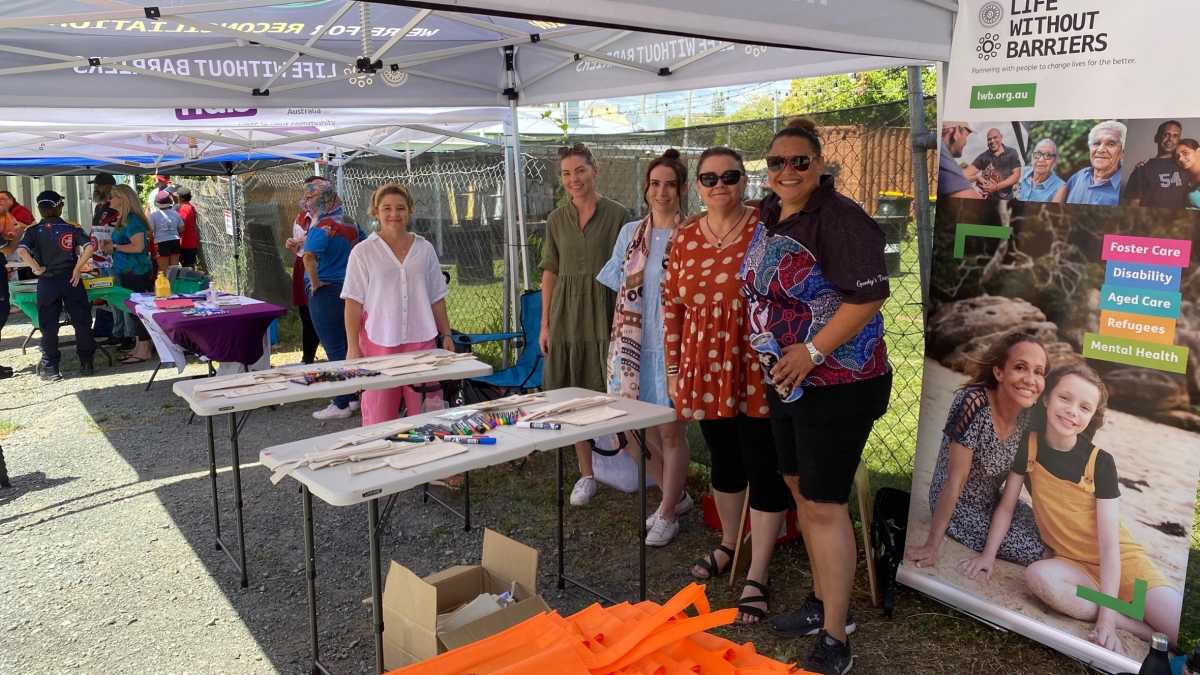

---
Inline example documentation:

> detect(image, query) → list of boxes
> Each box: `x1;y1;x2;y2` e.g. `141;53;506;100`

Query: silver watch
804;341;825;366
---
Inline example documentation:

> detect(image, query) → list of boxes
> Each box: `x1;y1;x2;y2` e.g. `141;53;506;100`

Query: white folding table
259;387;676;675
171;352;492;588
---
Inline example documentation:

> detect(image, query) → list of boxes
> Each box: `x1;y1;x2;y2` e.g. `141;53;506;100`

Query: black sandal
690;544;735;581
736;579;770;624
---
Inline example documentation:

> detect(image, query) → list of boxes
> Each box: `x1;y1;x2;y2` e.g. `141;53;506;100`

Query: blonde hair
110;184;149;228
369;182;414;217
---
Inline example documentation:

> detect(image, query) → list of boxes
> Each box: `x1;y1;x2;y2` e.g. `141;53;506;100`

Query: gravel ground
0;315;1091;674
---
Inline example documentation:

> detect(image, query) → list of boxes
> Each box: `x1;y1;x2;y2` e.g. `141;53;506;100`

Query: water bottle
1139;633;1172;675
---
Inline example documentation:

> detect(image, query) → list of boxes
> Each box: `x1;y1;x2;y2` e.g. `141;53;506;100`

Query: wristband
665;365;679;375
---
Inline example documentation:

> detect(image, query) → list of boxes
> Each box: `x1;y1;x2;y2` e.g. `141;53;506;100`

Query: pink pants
359;330;443;426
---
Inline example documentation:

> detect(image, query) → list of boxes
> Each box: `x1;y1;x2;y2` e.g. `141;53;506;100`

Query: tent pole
224;163;240;296
500;129;517;368
503;46;530;291
509;100;530;291
335;152;345;198
906;65;936;317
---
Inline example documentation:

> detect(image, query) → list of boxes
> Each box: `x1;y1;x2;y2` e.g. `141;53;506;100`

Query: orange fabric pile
388;583;812;675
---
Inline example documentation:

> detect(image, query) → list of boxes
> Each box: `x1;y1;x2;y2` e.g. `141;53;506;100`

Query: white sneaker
570;476;597;506
648;492;694;529
312;403;354;420
675;491;694;517
645;516;679;547
348;400;361;412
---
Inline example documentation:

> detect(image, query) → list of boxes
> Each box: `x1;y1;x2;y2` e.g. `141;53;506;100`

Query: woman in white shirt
342;183;454;425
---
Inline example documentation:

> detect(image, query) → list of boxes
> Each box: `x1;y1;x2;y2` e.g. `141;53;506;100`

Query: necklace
702;206;748;249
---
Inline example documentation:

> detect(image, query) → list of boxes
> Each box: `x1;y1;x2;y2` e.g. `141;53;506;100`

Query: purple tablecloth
127;300;287;365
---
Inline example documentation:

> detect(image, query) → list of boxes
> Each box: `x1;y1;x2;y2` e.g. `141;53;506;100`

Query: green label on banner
970;83;1037;109
1083;333;1189;373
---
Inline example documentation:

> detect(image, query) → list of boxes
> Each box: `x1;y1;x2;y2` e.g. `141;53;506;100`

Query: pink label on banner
1102;235;1191;267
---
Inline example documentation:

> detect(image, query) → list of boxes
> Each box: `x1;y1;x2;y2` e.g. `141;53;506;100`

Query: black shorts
156;239;181;256
179;247;198;267
768;372;892;504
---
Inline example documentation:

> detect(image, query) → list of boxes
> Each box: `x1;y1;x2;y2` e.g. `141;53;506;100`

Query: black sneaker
41;365;62;382
768;594;857;637
0;365;12;379
801;630;854;675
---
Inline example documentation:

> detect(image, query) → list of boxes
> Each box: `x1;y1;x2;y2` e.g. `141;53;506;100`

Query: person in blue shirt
1056;121;1126;206
1016;139;1065;202
300;178;364;419
938;122;984;200
17;191;96;381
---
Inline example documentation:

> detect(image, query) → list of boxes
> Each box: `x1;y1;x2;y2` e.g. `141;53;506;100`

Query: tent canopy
0;106;510;176
0;1;940;111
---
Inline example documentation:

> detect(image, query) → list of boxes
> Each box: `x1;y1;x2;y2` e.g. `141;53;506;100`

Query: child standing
16;191;96;381
342;183;453;425
962;362;1183;652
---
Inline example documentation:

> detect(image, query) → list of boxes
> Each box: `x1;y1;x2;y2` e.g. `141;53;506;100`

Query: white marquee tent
0;0;953;309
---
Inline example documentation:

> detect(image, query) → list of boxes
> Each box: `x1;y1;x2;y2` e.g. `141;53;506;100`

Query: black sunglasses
697;170;744;187
765;155;813;173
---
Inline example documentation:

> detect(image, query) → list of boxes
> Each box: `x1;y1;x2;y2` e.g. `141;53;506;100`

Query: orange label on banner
1098;310;1176;345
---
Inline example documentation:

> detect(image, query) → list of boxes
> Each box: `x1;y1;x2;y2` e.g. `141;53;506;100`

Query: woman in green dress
540;142;629;506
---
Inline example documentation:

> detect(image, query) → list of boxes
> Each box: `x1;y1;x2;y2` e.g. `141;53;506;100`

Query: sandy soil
903;359;1199;661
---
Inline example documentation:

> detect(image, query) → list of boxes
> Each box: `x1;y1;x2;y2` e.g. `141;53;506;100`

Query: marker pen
391;433;432;443
517;421;561;430
442;435;497;445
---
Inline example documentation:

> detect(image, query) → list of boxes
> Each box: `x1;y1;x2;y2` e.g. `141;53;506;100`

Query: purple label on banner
174;108;258;121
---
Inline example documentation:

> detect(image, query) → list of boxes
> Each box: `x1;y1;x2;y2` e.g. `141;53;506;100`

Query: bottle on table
1139;633;1173;675
154;271;171;298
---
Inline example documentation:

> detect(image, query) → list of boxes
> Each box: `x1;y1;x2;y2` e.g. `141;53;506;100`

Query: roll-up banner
901;2;1199;672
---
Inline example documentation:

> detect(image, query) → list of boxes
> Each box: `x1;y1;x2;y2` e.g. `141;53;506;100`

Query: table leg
229;412;249;588
368;498;385;675
207;415;222;549
633;429;648;602
0;444;10;488
556;446;565;591
302;486;333;675
463;471;471;532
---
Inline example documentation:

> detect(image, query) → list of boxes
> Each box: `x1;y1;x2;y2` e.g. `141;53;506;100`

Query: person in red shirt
0;190;34;378
175;187;200;267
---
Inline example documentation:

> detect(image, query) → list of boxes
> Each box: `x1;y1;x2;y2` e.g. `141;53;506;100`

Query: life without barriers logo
978;1;1004;28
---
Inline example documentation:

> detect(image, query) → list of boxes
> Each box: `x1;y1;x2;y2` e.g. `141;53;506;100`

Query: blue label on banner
1103;262;1181;291
1098;286;1183;318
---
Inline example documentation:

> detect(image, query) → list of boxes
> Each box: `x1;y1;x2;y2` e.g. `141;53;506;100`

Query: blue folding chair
452;289;543;399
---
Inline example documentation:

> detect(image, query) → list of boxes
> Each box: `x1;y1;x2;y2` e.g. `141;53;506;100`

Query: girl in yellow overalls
960;362;1182;654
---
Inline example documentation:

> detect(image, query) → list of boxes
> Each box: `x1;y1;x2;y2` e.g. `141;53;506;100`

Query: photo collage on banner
903;2;1200;673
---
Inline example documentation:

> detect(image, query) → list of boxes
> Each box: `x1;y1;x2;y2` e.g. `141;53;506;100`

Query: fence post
906;66;937;317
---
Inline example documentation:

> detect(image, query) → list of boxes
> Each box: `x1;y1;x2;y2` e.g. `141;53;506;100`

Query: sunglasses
557;143;591;158
765;155;813;173
697;170;744;187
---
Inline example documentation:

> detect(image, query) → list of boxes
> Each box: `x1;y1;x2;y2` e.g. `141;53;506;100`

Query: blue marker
443;435;497;445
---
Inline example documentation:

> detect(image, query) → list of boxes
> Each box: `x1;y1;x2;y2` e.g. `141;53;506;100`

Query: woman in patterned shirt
741;118;892;674
663;145;790;625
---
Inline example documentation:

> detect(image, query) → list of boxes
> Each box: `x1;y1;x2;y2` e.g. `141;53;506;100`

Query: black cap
88;172;116;186
36;190;64;206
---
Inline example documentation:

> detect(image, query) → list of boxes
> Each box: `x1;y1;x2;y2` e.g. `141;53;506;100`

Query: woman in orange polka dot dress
663;146;790;625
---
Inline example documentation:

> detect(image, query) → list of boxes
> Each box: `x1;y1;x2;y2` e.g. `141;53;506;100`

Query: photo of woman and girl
905;332;1187;659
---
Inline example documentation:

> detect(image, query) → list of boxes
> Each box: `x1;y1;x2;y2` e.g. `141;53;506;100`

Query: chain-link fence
176;98;933;485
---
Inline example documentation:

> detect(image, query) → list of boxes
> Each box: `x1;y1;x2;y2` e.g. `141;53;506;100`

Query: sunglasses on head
697;170;744;187
557;143;589;158
765;155;813;173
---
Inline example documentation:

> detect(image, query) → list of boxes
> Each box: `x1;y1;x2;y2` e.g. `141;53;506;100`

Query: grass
0;419;19;442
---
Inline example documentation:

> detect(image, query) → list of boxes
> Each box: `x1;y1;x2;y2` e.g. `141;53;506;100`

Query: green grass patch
0;419;19;441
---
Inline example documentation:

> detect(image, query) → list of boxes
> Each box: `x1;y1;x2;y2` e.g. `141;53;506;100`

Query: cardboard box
383;529;550;669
